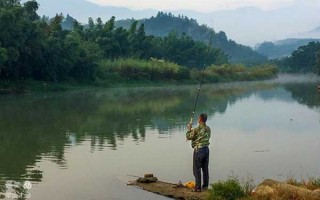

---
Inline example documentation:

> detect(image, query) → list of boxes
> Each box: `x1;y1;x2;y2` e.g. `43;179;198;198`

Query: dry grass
286;177;320;191
242;177;320;200
246;187;320;200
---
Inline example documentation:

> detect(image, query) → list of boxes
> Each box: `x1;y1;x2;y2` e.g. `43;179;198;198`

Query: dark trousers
193;146;209;190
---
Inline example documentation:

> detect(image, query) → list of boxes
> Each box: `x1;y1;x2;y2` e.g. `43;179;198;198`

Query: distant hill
309;26;320;33
255;38;320;59
295;26;320;39
22;0;157;22
191;3;320;46
115;12;267;65
21;0;320;47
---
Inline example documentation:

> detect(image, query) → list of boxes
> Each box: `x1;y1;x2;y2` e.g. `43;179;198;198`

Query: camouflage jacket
186;123;211;149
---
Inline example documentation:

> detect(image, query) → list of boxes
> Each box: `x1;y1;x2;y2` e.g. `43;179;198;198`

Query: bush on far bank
96;58;190;83
96;59;279;84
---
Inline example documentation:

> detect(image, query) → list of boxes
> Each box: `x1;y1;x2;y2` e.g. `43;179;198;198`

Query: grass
203;63;278;82
1;59;279;94
208;177;248;200
207;176;320;200
97;59;278;84
97;58;189;83
286;176;320;191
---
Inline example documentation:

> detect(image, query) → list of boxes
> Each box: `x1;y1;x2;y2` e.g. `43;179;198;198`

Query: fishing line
189;69;205;125
189;24;214;125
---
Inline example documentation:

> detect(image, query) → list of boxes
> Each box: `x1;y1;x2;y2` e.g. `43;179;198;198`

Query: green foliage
310;178;320;188
256;39;320;59
116;12;268;65
208;178;247;200
0;0;20;7
97;58;189;83
0;3;100;82
0;47;8;65
203;64;278;82
61;14;76;30
316;50;320;75
95;59;277;85
162;32;227;67
0;1;276;85
0;177;5;194
277;42;320;74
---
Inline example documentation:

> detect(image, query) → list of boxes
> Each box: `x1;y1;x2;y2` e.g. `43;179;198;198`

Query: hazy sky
87;0;298;12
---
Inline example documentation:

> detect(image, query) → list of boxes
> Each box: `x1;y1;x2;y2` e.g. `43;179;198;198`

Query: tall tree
315;51;320;75
278;42;320;73
0;0;20;7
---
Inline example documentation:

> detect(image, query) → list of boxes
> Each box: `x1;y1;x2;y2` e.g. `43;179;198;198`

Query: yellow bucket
184;181;195;189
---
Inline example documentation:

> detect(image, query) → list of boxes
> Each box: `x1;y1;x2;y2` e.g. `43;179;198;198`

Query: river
0;74;320;200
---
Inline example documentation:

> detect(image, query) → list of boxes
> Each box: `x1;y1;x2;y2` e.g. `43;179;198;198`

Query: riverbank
0;79;187;94
0;61;278;94
0;80;83;94
129;176;320;200
209;177;320;200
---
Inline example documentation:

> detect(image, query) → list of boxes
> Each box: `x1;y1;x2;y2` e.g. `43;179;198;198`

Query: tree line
116;12;268;65
0;0;229;82
255;39;320;59
276;42;320;75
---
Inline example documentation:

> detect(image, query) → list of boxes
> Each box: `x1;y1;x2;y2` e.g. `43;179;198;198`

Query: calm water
1;74;320;200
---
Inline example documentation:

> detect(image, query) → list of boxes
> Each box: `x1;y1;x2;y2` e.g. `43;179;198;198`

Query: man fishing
186;113;211;192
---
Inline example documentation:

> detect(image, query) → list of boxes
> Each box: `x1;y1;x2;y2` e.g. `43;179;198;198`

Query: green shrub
208;178;246;200
311;178;320;188
201;64;278;83
97;58;189;82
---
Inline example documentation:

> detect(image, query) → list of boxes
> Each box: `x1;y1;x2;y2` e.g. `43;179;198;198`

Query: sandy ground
128;180;209;200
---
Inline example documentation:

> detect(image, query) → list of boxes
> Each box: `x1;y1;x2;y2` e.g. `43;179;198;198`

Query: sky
87;0;298;12
83;0;320;45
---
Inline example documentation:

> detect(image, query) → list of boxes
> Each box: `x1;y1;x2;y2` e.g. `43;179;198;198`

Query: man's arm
186;124;197;140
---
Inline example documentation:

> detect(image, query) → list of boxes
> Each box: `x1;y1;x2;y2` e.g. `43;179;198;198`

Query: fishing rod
189;69;205;125
189;26;214;125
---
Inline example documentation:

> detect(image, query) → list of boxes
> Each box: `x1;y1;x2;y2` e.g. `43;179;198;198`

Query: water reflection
284;83;320;109
0;76;319;196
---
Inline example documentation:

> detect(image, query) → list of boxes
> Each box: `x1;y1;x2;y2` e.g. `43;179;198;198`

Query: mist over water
0;74;320;200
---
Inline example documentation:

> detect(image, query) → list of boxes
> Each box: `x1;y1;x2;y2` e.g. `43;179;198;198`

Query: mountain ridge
115;12;267;65
21;0;320;46
255;38;320;59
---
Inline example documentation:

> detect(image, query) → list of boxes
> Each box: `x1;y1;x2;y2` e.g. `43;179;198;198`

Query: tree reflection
0;177;5;199
0;82;294;184
284;83;320;109
0;177;33;200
